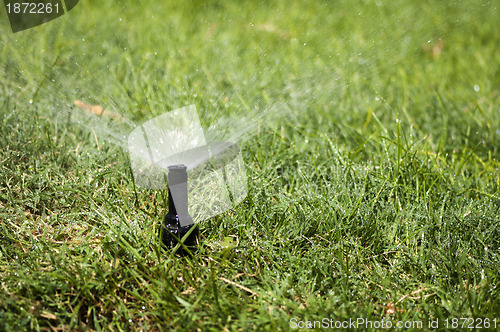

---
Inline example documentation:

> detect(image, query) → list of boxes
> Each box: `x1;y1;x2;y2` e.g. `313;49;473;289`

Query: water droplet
474;85;480;92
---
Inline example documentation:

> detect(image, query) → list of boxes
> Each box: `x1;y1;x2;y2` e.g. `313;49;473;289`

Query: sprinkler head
160;164;199;254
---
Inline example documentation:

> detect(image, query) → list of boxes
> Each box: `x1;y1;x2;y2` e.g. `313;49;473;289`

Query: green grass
1;0;499;330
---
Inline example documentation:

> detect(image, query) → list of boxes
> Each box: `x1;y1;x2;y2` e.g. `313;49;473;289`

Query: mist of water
2;1;480;163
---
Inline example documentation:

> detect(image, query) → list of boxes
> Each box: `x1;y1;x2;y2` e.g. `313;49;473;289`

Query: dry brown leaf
423;38;444;59
396;286;435;304
373;302;403;315
386;302;396;315
74;100;123;120
181;286;196;295
219;277;259;297
40;311;58;320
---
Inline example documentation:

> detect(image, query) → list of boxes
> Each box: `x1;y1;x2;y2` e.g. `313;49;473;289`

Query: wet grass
1;0;499;330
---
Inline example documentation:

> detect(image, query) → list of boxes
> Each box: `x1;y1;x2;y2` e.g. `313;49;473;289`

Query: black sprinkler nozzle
160;164;199;253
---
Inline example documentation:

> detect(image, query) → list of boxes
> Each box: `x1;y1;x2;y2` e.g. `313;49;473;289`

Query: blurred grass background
1;0;499;330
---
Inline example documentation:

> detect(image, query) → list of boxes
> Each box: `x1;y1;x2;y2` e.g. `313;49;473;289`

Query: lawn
1;0;499;330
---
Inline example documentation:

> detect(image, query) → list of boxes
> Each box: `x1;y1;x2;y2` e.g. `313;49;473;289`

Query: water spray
128;105;248;254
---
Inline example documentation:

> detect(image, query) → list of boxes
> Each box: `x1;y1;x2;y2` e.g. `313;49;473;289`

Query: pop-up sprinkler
160;164;199;252
128;105;248;255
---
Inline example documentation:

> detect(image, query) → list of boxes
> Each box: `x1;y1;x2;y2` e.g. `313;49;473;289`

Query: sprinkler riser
160;222;198;250
160;164;199;254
